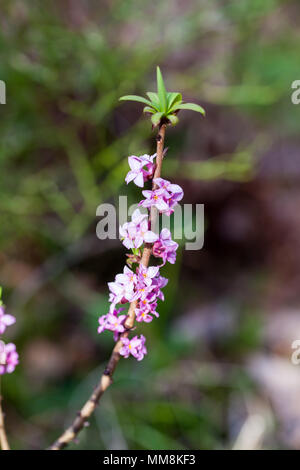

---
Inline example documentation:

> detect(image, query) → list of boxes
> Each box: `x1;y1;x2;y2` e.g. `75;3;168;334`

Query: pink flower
125;154;156;187
139;178;184;215
135;309;153;323
0;343;19;375
154;178;184;215
152;228;178;265
0;306;16;335
134;281;153;301
135;296;159;323
134;267;168;303
120;335;147;361
119;209;158;249
132;265;160;302
137;265;160;287
98;308;126;341
115;265;137;286
150;274;168;301
108;266;137;310
139;187;170;213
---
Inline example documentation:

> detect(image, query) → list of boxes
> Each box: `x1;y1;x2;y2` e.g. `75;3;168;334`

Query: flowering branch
49;123;166;450
49;67;204;450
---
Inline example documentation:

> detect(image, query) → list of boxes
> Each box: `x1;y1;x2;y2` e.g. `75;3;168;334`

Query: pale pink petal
160;228;171;240
3;315;16;326
153;177;165;187
132;209;147;224
128;156;142;171
144;231;158;243
141;190;153;198
133;172;144;188
123;238;134;249
139;199;152;208
147;266;159;278
156;199;169;212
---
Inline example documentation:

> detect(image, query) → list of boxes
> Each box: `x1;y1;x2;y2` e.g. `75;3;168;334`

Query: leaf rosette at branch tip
120;66;205;127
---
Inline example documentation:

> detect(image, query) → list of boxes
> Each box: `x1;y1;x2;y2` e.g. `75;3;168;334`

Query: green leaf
175;102;205;115
167;92;182;110
0;286;2;299
143;106;155;114
146;92;161;110
151;111;164;126
167;114;179;126
119;95;152;106
156;66;167;112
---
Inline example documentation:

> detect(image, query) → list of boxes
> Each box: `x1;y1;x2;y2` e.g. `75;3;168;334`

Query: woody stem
0;382;10;451
49;123;167;450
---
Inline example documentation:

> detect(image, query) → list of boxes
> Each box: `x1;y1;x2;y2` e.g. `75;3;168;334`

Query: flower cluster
120;335;147;361
125;154;156;188
119;209;158;250
139;177;183;215
153;228;178;266
98;153;182;360
0;290;19;375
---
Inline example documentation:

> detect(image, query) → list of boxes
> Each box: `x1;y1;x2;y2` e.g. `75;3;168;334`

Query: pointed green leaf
143;106;156;114
146;92;161;110
0;286;2;299
156;66;167;112
167;92;182;111
175;103;205;115
119;95;152;106
151;111;164;126
167;114;179;126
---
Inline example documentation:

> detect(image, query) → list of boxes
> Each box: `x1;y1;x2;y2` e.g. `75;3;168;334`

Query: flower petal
133;172;145;188
144;231;158;243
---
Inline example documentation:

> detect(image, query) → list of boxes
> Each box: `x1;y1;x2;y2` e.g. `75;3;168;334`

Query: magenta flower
137;265;160;287
108;266;137;310
98;308;126;341
120;335;147;361
150;273;168;301
139;178;184;215
0;342;19;375
154;178;184;215
125;154;156;187
134;281;153;301
154;177;183;195
132;265;161;302
115;265;137;286
135;268;168;306
139;187;170;213
135;296;159;323
135;309;153;323
119;209;158;249
152;228;178;265
0;306;16;335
